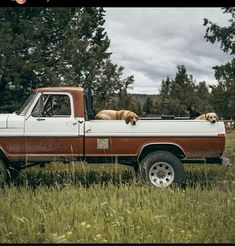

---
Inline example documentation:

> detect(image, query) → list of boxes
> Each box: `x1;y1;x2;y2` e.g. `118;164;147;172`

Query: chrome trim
137;142;187;161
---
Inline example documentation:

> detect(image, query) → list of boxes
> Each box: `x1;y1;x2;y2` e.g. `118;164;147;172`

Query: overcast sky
103;8;232;94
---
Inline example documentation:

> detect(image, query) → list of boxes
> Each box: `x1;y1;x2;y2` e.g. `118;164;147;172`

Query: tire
138;151;185;188
0;158;8;187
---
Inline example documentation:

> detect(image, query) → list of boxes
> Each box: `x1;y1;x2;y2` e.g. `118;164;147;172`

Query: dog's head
205;112;219;123
125;112;139;125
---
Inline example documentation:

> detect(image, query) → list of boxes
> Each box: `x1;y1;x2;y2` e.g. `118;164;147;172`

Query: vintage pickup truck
0;87;230;187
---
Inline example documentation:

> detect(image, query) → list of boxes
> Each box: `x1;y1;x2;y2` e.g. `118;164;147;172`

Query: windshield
16;91;38;115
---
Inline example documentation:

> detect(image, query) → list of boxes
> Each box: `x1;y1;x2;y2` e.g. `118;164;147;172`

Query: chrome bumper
220;157;231;167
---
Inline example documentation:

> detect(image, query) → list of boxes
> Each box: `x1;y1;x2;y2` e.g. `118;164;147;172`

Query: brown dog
95;110;139;125
195;112;219;123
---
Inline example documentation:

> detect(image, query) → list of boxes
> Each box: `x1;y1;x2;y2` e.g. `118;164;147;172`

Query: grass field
0;133;234;243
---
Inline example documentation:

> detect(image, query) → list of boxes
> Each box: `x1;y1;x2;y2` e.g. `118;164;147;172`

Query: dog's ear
216;114;219;121
205;113;209;120
125;113;130;124
134;113;139;120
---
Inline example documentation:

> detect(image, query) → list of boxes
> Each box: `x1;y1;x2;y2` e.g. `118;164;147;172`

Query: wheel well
138;144;186;163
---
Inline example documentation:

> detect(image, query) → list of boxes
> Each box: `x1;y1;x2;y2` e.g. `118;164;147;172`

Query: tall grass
0;132;234;243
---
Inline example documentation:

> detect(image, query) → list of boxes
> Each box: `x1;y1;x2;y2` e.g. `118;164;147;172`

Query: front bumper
220;157;231;167
205;157;231;166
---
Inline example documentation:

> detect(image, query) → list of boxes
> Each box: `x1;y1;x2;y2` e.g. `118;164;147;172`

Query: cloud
104;7;232;94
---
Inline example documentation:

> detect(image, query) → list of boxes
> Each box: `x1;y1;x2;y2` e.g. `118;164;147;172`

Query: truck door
24;92;84;161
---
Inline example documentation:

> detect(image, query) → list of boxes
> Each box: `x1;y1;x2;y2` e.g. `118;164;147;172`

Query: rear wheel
138;151;185;188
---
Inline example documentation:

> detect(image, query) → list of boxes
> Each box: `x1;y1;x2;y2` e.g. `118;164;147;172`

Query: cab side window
32;94;71;117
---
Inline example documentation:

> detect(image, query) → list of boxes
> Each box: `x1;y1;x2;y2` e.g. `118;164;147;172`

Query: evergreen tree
158;76;173;115
0;8;134;112
194;81;212;112
158;65;196;116
143;96;154;115
170;64;195;106
204;7;235;119
160;76;171;99
209;82;229;118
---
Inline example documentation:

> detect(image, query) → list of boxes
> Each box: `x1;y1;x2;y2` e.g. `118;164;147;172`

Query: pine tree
0;8;134;112
194;81;212;112
204;7;235;119
160;76;171;99
158;65;196;116
170;65;195;106
143;96;154;115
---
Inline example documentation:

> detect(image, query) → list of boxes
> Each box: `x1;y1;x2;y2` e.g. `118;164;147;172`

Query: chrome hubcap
149;162;175;187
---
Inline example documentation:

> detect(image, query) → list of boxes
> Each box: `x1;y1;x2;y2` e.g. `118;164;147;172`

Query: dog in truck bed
95;110;139;125
185;106;201;119
195;112;219;123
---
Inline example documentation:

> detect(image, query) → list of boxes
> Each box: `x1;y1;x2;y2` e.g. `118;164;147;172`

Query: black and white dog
186;106;201;119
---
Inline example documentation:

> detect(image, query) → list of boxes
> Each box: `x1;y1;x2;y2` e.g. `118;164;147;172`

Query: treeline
0;7;234;119
107;63;234;120
135;63;234;119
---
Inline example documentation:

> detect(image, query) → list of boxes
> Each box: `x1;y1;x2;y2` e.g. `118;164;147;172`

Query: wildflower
81;221;86;226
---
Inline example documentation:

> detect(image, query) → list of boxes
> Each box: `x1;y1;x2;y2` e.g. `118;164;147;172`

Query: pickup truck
0;87;230;188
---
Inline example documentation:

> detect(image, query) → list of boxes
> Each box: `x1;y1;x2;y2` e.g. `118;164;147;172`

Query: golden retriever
95;110;139;125
195;112;219;123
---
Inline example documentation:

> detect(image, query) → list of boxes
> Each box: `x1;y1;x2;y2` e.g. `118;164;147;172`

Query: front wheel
138;151;185;188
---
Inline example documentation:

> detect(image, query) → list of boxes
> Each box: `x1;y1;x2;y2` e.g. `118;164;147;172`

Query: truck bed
84;120;225;159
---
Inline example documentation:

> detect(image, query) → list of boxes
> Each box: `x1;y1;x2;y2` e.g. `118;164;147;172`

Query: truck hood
0;114;11;128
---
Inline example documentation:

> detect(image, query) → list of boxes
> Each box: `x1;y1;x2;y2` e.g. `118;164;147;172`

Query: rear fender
138;143;186;163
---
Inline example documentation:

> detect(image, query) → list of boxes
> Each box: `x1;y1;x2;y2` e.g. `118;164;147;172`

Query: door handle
37;118;45;121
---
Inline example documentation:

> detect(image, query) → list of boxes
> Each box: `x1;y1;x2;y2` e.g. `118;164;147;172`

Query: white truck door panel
24;92;83;157
25;116;78;137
